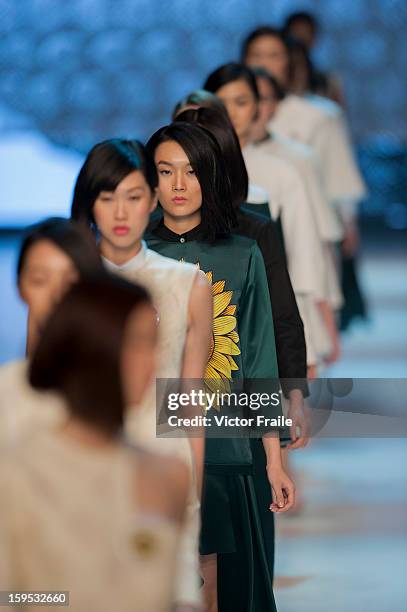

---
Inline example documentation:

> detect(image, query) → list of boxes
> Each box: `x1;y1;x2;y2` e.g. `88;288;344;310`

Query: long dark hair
71;139;158;227
146;122;237;241
175;106;248;209
286;36;317;92
30;275;152;436
17;217;104;282
204;62;260;101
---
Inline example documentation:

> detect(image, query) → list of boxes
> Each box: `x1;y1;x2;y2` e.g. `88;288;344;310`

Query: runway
274;237;407;612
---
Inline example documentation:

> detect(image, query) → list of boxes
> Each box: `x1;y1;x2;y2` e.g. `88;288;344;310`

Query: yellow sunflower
204;271;240;395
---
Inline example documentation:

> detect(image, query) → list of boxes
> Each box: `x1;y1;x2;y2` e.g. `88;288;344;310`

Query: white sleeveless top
0;430;180;612
103;243;201;457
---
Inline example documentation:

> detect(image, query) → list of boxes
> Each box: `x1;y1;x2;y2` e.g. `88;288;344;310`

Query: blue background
1;0;407;225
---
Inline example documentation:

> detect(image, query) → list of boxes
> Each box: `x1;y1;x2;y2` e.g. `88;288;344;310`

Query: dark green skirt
200;439;276;612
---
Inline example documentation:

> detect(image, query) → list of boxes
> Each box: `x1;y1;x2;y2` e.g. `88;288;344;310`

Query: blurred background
0;1;406;610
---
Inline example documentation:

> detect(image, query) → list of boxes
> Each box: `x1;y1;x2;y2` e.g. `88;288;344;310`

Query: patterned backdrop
1;0;407;225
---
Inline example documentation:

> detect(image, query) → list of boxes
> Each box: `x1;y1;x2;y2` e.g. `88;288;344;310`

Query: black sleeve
257;221;309;397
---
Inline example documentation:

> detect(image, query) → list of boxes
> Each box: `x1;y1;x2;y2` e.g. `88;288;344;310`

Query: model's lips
113;226;130;236
172;196;187;203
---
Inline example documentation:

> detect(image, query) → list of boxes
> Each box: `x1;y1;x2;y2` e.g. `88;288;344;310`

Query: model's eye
128;195;142;201
159;169;171;176
99;195;113;202
187;169;196;176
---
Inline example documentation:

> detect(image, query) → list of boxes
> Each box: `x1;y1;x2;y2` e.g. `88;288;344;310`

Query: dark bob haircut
175;106;248;209
240;26;289;62
17;217;104;282
251;66;286;101
71;139;158;227
172;89;228;120
204;62;259;101
30;275;152;435
146;121;237;242
283;11;319;36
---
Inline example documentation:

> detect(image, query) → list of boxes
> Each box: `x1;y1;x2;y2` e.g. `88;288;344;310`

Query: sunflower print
204;271;240;395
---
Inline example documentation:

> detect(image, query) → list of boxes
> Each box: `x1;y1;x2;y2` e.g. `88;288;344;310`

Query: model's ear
150;188;159;213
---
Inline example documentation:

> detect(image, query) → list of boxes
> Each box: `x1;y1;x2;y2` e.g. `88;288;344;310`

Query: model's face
216;79;257;142
19;240;79;330
93;170;157;258
121;304;158;407
245;36;289;86
155;140;202;223
287;22;315;50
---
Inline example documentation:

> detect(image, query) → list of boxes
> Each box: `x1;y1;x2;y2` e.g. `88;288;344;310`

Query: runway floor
274;243;407;612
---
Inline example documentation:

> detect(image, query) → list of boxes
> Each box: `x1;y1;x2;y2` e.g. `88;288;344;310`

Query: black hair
146;122;237;241
251;66;286;100
175;106;248;209
286;36;317;92
204;62;259;101
283;11;319;36
30;275;152;436
240;26;289;62
71;139;158;227
172;89;228;120
17;217;104;282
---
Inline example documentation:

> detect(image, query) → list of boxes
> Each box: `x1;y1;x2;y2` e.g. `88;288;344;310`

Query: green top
146;223;280;472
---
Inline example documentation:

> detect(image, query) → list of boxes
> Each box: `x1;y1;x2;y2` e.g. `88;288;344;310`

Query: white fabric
311;111;367;222
0;429;181;612
269;94;367;223
253;134;344;308
255;133;343;242
268;94;330;147
243;144;326;300
295;295;332;365
0;360;66;449
104;246;203;608
247;182;269;204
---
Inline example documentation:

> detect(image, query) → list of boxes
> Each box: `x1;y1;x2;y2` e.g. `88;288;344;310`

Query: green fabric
216;473;277;612
146;233;280;469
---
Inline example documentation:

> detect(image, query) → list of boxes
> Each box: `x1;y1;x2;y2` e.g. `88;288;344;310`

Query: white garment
0;429;181;612
0;360;66;449
104;242;204;608
243;144;326;300
254;133;343;242
247;182;269;204
311;109;367;223
269;94;367;223
269;94;330;148
254;134;343;309
243;146;332;364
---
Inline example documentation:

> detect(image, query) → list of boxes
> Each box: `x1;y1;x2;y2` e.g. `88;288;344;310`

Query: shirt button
180;237;185;243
